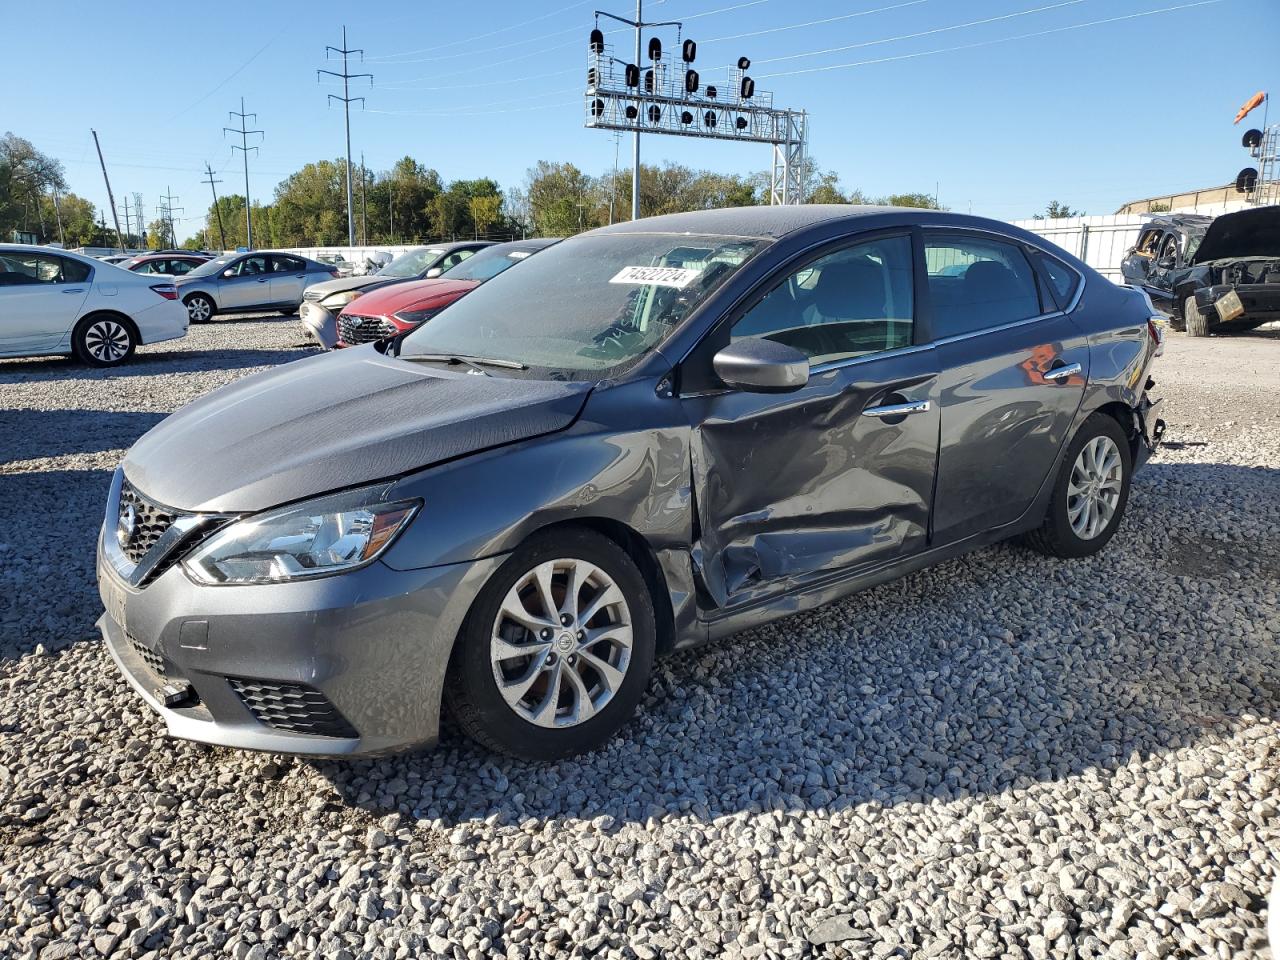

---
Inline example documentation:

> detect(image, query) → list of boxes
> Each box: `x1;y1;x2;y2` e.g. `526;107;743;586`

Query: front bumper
96;527;504;757
1195;284;1280;324
299;301;337;351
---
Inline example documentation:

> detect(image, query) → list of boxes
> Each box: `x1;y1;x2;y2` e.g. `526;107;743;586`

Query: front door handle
862;400;930;418
1043;362;1082;382
257;278;269;283
62;288;85;294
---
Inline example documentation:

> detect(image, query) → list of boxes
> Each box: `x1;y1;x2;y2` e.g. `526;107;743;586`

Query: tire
184;293;215;324
1184;295;1209;337
445;527;657;760
72;314;137;367
1024;413;1133;559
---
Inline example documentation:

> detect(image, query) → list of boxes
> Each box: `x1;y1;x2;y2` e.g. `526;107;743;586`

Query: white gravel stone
0;320;1277;960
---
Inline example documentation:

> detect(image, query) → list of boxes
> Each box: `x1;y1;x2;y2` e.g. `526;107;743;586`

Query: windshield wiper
400;352;528;374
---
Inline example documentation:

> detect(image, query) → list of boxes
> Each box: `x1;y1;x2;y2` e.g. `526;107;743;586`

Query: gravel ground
0;317;1277;960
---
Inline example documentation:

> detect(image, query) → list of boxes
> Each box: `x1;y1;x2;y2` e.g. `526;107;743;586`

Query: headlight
183;487;420;585
321;289;363;309
393;307;439;325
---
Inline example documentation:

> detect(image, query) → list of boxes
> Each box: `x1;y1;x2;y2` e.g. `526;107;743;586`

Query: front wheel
1024;413;1133;559
1184;295;1210;337
445;528;656;760
73;315;137;367
184;293;215;324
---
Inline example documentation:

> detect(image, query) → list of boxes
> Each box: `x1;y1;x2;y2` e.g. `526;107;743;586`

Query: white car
0;244;188;366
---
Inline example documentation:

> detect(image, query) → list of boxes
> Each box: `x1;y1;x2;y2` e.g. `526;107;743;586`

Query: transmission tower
159;187;183;249
318;26;372;247
224;98;263;249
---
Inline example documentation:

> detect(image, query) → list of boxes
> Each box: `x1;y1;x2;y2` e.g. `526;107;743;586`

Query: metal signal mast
585;9;808;211
319;26;372;247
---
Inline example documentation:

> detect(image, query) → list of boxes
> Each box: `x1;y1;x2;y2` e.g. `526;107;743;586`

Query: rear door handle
257;278;269;283
862;400;930;418
1043;362;1082;381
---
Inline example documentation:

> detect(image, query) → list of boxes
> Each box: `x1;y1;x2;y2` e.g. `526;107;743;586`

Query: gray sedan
175;252;336;322
97;206;1165;760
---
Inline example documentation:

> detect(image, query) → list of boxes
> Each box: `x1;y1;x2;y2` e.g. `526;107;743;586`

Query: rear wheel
1025;413;1132;559
72;314;137;367
446;528;656;760
184;293;215;324
1184;295;1210;337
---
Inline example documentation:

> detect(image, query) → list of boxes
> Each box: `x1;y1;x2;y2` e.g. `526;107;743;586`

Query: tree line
9;129;1021;253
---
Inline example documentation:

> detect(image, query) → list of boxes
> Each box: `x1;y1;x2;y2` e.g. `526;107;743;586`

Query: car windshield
440;246;542;283
400;233;764;379
1183;229;1206;262
378;247;447;279
185;254;236;278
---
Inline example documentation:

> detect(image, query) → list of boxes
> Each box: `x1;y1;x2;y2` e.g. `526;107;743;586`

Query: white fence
1013;214;1155;280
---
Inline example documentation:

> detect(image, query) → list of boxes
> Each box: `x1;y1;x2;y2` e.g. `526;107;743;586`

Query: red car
335;239;557;347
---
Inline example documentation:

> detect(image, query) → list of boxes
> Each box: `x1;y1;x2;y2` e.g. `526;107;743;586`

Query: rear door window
925;234;1043;338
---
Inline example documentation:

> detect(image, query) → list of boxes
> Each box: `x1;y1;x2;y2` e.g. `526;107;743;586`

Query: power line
160;28;287;124
759;0;1223;77
319;25;372;247
224;97;263;249
756;0;1090;67
368;0;592;61
701;0;931;44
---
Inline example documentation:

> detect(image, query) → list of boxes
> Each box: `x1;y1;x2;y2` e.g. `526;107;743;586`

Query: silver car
175;252;336;323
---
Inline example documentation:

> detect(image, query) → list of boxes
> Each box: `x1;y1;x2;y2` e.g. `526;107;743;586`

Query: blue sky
9;0;1278;239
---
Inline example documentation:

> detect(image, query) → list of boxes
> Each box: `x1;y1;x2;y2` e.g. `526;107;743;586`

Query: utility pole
224;98;263;249
91;129;127;254
51;187;65;245
360;152;368;245
160;187;183;249
319;26;372;247
202;163;228;251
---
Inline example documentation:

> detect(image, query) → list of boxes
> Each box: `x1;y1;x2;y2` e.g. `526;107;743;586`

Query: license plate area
102;571;128;635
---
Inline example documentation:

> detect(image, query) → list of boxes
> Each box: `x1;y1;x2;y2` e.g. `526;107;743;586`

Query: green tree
1033;200;1081;220
271;160;347;245
882;192;944;209
1;132;68;242
470;194;502;239
526;161;597;236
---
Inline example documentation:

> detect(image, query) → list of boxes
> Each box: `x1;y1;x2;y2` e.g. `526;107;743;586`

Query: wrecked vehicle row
1121;204;1280;336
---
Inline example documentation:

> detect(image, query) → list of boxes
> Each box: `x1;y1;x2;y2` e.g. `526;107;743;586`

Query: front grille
302;287;325;302
128;632;166;677
228;678;358;739
118;481;179;565
338;314;396;345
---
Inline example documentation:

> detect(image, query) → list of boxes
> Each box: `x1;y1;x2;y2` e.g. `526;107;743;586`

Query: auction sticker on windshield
609;265;704;288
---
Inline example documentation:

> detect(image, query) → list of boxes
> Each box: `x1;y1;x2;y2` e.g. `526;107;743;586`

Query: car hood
345;278;478;317
302;274;388;299
123;347;592;512
1192;205;1280;264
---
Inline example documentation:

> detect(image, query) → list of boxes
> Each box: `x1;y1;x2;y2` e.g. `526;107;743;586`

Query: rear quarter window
1028;250;1081;311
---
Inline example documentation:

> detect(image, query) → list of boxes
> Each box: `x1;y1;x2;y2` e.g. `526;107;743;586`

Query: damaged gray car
1122;205;1280;336
98;206;1165;760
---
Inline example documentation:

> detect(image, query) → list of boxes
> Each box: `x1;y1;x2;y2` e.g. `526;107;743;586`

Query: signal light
591;99;605;117
680;110;693;124
685;69;699;93
648;37;662;60
1236;167;1259;193
706;85;717;99
648;105;662;122
1242;128;1263;151
625;63;640;87
704;110;717;128
644;69;654;92
589;29;604;54
735;116;748;130
587;67;599;88
682;39;697;63
740;77;755;99
625;105;638;120
737;56;751;70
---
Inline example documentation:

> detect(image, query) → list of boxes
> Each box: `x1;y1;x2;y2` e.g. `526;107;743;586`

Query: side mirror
222;269;235;278
424;267;443;278
712;338;809;393
1156;256;1175;269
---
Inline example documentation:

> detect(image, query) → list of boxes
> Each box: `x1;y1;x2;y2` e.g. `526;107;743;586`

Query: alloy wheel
489;558;633;728
83;319;131;363
187;297;211;322
1067;435;1123;540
